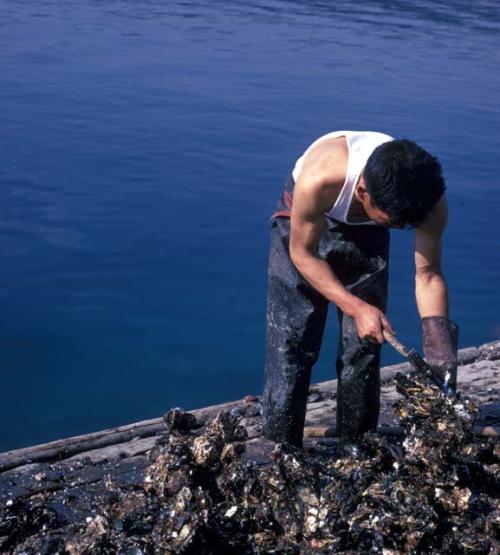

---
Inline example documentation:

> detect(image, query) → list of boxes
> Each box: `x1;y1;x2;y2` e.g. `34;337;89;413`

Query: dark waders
261;173;390;448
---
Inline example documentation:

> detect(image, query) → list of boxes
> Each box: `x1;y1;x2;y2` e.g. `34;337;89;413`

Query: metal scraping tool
383;330;454;397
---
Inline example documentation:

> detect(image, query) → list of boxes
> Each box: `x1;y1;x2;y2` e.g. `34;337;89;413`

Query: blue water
1;0;499;451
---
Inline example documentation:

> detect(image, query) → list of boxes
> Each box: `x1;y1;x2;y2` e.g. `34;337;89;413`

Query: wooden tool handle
383;330;413;358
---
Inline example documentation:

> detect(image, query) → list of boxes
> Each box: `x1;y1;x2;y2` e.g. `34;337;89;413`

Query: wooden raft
0;340;498;506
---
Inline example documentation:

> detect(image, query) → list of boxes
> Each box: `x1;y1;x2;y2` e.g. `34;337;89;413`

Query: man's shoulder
298;140;347;192
300;136;347;180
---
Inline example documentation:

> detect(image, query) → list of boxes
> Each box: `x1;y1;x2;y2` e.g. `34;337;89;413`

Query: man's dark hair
364;139;446;228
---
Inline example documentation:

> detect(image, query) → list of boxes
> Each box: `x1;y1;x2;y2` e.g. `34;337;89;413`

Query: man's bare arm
414;195;449;317
289;171;360;314
289;168;393;343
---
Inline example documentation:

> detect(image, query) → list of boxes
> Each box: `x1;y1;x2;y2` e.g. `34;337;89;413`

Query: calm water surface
1;0;499;450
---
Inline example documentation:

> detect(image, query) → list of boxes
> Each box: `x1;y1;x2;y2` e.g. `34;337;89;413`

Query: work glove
422;316;459;393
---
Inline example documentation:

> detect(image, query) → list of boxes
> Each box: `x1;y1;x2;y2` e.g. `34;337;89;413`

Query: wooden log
190;399;247;424
305;400;335;415
479;340;500;361
0;420;164;473
1;340;498;474
304;426;336;438
304;425;403;438
0;398;248;473
63;436;158;464
304;424;498;439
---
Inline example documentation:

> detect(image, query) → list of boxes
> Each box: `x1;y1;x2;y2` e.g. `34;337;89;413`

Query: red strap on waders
269;190;293;222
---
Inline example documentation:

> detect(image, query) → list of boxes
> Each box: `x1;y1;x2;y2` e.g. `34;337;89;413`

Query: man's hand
352;301;394;344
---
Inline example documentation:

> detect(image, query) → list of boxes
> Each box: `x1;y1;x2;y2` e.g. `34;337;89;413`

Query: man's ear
355;179;370;202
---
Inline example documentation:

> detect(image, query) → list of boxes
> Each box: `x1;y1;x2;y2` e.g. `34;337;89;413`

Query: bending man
261;130;458;454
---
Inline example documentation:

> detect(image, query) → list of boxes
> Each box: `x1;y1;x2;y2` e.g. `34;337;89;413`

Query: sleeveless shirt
291;130;394;226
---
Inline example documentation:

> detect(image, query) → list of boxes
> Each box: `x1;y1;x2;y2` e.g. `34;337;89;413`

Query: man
261;130;458;455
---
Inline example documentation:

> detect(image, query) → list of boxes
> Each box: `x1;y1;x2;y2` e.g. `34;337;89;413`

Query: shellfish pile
2;371;499;554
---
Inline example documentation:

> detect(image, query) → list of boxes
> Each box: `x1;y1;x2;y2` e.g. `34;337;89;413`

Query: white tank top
292;130;394;225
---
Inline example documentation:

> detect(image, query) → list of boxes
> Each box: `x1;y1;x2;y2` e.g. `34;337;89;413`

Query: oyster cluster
1;373;499;554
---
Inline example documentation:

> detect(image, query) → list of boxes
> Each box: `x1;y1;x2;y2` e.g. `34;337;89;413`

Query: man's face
359;192;396;227
364;199;393;228
357;175;407;229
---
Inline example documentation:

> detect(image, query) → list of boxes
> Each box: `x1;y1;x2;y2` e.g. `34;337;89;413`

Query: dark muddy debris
163;408;197;432
1;373;499;554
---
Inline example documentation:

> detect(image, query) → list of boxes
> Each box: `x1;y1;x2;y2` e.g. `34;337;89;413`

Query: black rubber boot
335;233;389;447
422;317;459;393
261;215;328;448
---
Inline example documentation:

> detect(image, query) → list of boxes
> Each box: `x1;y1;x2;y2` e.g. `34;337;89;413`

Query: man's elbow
415;266;445;287
290;245;312;273
290;246;304;270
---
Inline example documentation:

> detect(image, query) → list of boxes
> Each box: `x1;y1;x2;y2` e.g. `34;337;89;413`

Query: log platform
0;340;498;521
